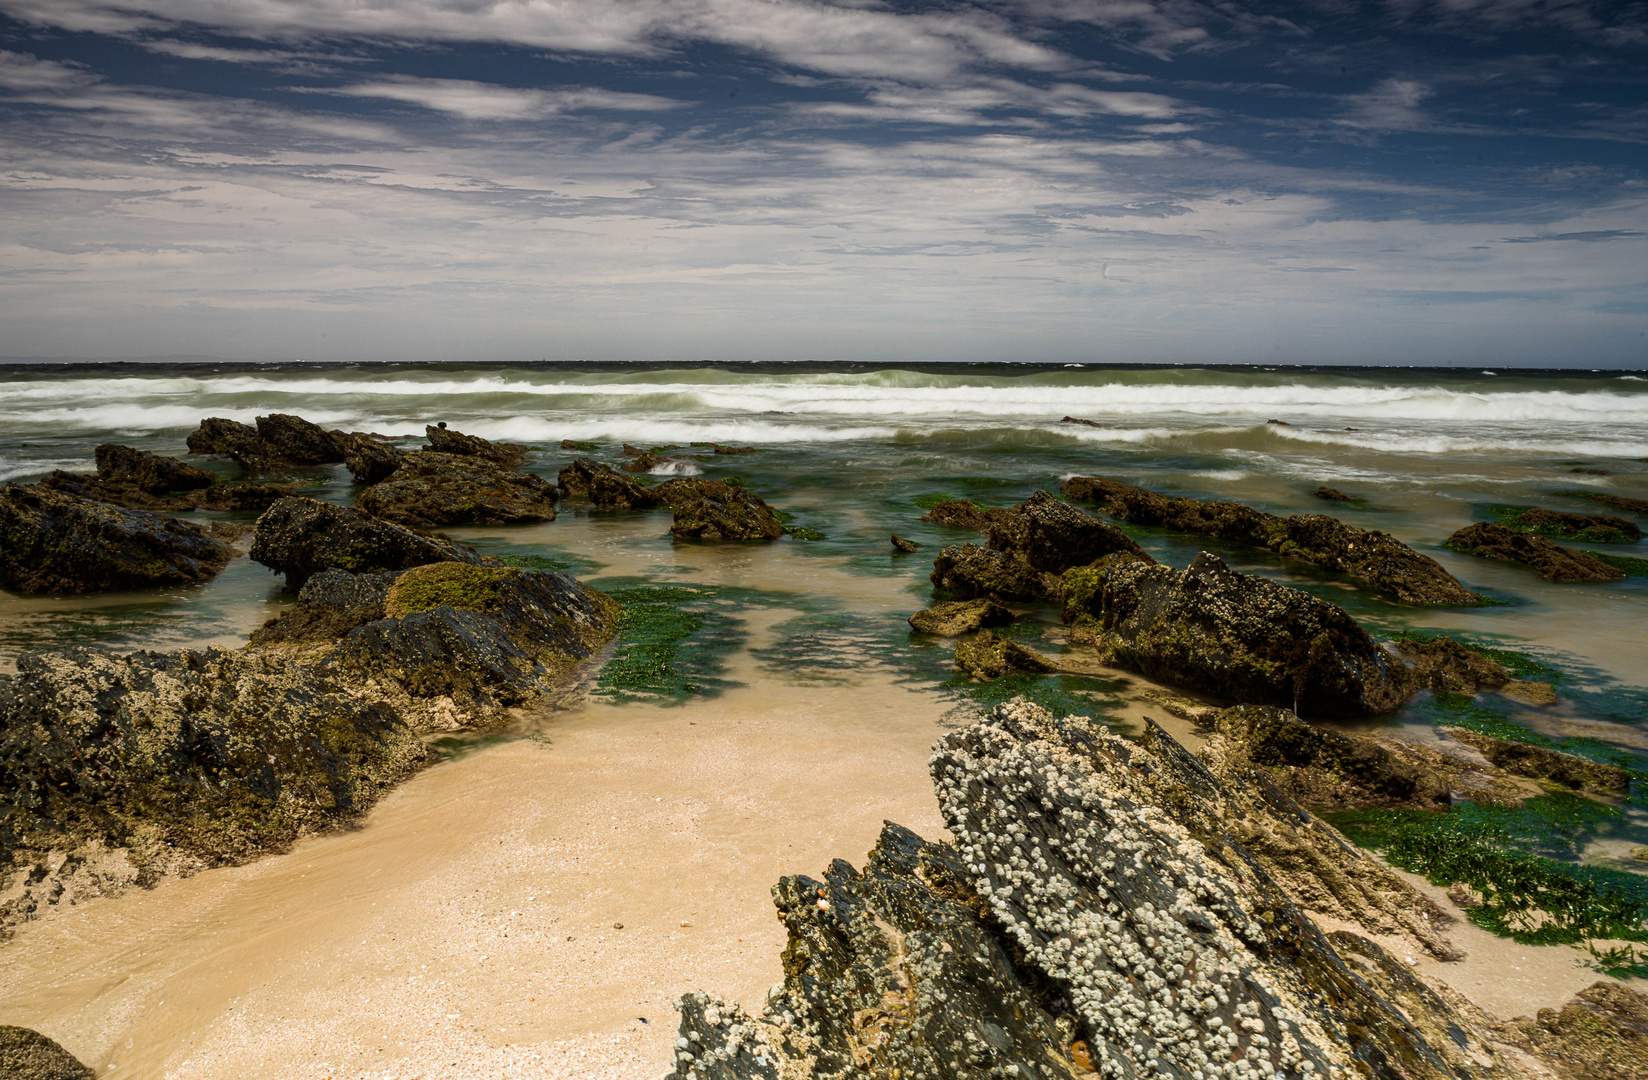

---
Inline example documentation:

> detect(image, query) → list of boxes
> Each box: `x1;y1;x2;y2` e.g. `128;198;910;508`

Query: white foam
646;460;701;476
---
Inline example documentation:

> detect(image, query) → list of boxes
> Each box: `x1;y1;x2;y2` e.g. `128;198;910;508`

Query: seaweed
1483;503;1637;544
498;551;601;575
1578;549;1648;577
912;493;982;511
588;582;746;704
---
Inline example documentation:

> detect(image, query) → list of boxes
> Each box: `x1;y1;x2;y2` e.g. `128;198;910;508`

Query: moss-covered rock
653;477;787;540
556;456;661;509
1498;981;1648;1080
918;498;1016;532
0;1027;94;1080
1061;475;1482;605
0;646;424;935
1063;551;1414;716
340;433;406;484
1498;506;1640;544
986;490;1151;574
40;443;295;512
930;542;1058;602
907;598;1012;636
1440;727;1631;794
1447;522;1626;582
0;483;235;595
953;628;1058;679
352;451;558;528
1394;633;1511;693
249;496;501;592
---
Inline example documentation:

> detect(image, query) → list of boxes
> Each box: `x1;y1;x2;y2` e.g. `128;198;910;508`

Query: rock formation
653;477;788;540
249;496;501;591
423;424;527;466
1573;492;1648;516
1061;476;1481;605
919;498;1017;532
931;491;1151;604
1446;523;1626;583
40;444;295;512
353;452;558;527
186;414;347;470
1392;634;1511;693
1063;551;1413;716
954;628;1058;679
1498;507;1640;543
891;534;921;553
341;434;406;484
557;456;661;509
908;598;1013;636
0;484;235;595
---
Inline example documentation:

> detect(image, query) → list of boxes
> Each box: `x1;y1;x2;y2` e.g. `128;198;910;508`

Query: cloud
1339;78;1432;131
1499;229;1646;243
0;50;99;92
310;77;687;120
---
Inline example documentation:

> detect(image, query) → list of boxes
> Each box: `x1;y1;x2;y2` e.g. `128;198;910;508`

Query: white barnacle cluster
672;994;783;1080
932;702;1353;1080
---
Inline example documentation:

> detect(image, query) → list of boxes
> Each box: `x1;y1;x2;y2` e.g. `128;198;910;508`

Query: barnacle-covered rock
557;456;661;509
1062;551;1414;716
986;490;1151;575
954;628;1058;679
907;598;1013;636
0;483;235;595
0;1026;95;1080
1446;523;1624;583
340;433;406;484
352;451;558;528
1061;475;1482;605
249;496;500;591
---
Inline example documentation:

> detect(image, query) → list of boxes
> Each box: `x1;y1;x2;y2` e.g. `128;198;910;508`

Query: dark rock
930;543;1059;602
424;424;528;466
1574;492;1648;515
1062;551;1414;716
623;451;684;474
986;490;1150;575
556;456;661;509
907;598;1013;636
1393;634;1510;693
1446;522;1625;582
353;452;558;528
713;445;756;455
186;416;263;459
340;434;406;484
954;628;1058;679
1499;981;1648;1080
669;701;1498;1080
0;646;423;934
653;477;787;540
1570;467;1612;475
42;445;294;512
255;413;347;465
0;484;235;595
94;443;218;493
1314;486;1352;501
1441;727;1631;794
192;481;296;511
1499;680;1559;706
918;498;1015;532
890;533;920;553
249;496;500;592
0;1026;95;1080
248;569;398;648
1500;506;1640;543
1061;475;1482;605
1060;414;1105;428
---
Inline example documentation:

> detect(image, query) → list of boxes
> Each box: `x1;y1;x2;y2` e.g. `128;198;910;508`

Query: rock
1061;476;1482;605
1139;687;1222;727
930;543;1061;602
249;496;500;592
340;434;406;484
248;568;398;648
624;451;698;474
1575;492;1648;515
713;445;756;455
986;490;1152;574
0;484;235;595
890;533;920;553
41;443;295;512
907;598;1012;636
1313;486;1352;501
254;413;347;465
185;416;264;459
1060;414;1105;427
1499;981;1648;1080
653;477;787;540
94;443;218;493
424;424;527;466
1445;882;1484;909
1440;727;1629;793
556;456;661;509
1446;522;1624;582
1500;506;1640;543
1394;634;1510;693
1499;680;1559;706
353;452;558;528
0;1026;95;1080
1062;551;1414;716
669;701;1496;1080
0;645;423;934
954;628;1058;679
918;498;1015;532
1632;846;1648;862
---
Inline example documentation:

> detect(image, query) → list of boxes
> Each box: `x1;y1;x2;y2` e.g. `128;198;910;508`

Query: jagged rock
1441;727;1631;794
353;452;558;528
424;424;527;466
1314;486;1352;501
1063;551;1414;716
185;416;264;459
1498;981;1648;1080
670;701;1499;1080
0;646;423;934
0;1026;95;1079
987;490;1151;575
1394;634;1511;693
0;484;235;595
954;628;1058;679
40;443;295;512
907;598;1012;636
918;498;1016;532
624;450;696;474
249;496;499;592
1446;522;1624;583
1500;507;1640;543
654;477;787;540
713;445;756;455
556;456;661;509
185;414;346;470
340;434;406;484
890;533;920;553
1061;475;1482;605
95;443;218;493
930;543;1060;602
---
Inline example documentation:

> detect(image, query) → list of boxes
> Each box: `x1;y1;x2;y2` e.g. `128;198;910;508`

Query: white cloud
310;77;686;120
1340;78;1432;131
0;50;99;92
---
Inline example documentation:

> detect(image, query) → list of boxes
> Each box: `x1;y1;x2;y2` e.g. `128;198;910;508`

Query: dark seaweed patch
588;582;745;703
1579;549;1648;577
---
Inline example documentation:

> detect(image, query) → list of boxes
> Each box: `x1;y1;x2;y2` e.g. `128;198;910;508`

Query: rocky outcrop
919;498;1016;532
249;496;500;591
0;484;235;595
1314;486;1352;501
1499;507;1640;543
95;442;217;493
1441;728;1631;795
907;598;1012;636
39;443;296;512
653;477;787;541
424;424;527;466
1394;634;1511;693
930;492;1151;603
353;452;558;528
557;456;661;509
0;1027;95;1080
1446;522;1625;583
186;414;347;470
1063;551;1413;716
340;434;406;484
890;534;920;553
1497;981;1648;1080
668;701;1502;1080
1574;492;1648;516
931;543;1061;602
954;628;1058;679
1061;476;1482;605
0;646;423;934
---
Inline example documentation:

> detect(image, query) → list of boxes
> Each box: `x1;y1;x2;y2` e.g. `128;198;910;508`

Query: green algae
385;563;517;617
1578;550;1648;577
590;583;744;703
1483;503;1637;544
497;550;602;575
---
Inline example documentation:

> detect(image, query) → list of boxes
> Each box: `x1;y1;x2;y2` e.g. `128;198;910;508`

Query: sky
0;1;1644;366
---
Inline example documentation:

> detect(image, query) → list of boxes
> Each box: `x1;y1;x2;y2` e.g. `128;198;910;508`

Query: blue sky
0;0;1644;365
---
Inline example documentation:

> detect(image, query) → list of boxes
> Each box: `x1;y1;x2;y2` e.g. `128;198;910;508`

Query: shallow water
2;361;1647;1071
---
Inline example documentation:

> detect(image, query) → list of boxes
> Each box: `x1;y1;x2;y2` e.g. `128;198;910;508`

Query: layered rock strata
1061;476;1481;605
249;496;500;591
1445;523;1625;583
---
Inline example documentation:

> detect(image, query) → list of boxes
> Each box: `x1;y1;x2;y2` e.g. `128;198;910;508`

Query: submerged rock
890;533;920;553
424;424;527;466
653;477;787;540
1499;507;1640;543
1061;475;1482;605
1063;551;1413;716
0;484;235;595
40;443;296;512
1446;522;1624;583
1313;486;1352;501
669;701;1499;1080
918;498;1016;532
954;628;1058;679
1393;634;1510;693
0;646;423;934
1574;492;1648;516
556;456;661;509
353;451;558;528
249;496;500;592
0;1026;95;1080
907;598;1012;636
1441;727;1631;794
